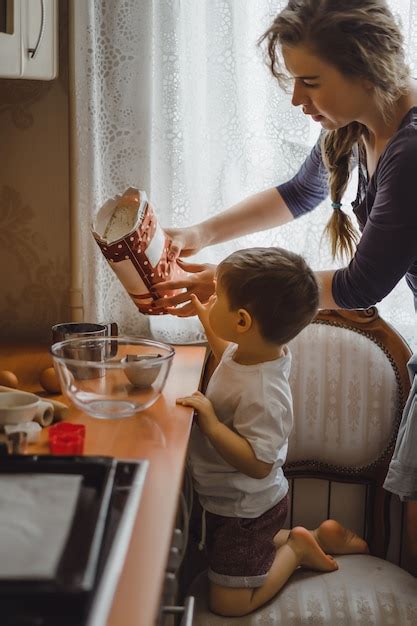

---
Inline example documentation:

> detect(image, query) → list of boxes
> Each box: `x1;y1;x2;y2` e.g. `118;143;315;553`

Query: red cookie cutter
48;422;86;455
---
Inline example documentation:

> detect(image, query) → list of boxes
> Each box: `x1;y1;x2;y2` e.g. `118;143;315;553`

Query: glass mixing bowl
51;336;175;419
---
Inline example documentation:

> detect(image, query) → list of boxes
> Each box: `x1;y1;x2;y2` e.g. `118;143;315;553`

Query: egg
39;367;61;394
0;370;19;388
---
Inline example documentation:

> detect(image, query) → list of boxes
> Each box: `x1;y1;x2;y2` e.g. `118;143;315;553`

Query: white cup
0;391;54;426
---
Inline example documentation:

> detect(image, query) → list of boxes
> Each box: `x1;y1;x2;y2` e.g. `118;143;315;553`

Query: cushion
190;555;417;625
287;323;400;467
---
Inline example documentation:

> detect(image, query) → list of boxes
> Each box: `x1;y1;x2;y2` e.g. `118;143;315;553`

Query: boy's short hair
217;247;319;344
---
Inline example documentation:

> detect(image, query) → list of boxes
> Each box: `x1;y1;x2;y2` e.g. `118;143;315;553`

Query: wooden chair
187;307;417;625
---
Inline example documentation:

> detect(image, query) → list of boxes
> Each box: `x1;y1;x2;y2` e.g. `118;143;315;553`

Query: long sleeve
332;128;417;309
277;139;329;217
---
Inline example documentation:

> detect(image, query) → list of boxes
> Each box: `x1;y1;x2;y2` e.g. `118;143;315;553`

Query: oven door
0;455;148;626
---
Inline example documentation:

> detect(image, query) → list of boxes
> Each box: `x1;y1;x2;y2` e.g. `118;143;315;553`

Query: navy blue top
277;107;417;309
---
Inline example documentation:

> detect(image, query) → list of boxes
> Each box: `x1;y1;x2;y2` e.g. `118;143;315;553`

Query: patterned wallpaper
0;1;69;342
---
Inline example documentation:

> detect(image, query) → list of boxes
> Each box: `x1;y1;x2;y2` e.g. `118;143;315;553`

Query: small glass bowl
51;336;175;419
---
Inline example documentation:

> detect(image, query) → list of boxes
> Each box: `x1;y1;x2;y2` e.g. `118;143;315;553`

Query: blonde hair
259;0;410;259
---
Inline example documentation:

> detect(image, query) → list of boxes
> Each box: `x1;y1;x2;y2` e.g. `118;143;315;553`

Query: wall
0;1;69;343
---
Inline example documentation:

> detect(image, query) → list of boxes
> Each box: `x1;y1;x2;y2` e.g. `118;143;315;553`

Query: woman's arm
156;189;294;314
331;133;417;309
164;188;295;261
160;139;330;313
155;187;293;317
161;247;340;316
165;138;329;259
195;188;295;248
316;270;339;309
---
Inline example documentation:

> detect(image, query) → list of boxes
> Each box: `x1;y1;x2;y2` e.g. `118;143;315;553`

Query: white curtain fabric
70;0;417;347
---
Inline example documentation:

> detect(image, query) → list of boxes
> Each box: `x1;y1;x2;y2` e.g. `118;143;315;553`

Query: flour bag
91;188;187;315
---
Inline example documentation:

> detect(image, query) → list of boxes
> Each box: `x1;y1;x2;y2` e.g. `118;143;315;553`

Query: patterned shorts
200;495;289;588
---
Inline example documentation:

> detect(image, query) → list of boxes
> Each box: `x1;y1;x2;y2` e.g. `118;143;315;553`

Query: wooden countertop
0;343;207;626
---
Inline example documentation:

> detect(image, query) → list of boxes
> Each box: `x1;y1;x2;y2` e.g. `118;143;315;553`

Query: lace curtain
70;0;417;347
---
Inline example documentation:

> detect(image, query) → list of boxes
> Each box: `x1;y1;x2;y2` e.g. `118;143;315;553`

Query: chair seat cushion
189;555;417;625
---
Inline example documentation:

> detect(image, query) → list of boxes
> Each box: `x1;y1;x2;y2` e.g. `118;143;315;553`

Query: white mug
0;391;54;426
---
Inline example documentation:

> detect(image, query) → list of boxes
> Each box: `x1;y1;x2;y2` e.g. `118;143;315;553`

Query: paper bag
91;188;187;315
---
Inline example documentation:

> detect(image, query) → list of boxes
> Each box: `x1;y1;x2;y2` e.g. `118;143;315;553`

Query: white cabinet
0;0;58;80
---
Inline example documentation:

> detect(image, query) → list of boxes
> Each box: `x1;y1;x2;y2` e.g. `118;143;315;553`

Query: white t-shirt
188;343;293;518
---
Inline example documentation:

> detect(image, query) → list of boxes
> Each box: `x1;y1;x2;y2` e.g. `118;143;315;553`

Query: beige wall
0;1;69;343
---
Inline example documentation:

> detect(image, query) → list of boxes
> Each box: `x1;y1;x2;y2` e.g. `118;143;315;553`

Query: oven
0;455;148;626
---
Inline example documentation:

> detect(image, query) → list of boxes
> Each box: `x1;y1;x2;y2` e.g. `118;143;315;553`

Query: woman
157;0;417;565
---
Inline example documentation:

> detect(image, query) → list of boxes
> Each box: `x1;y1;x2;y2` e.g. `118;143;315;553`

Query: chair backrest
200;307;412;561
288;310;409;467
285;307;411;560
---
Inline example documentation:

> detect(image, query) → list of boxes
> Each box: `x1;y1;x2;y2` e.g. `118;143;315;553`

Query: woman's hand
176;390;219;436
164;226;204;261
155;259;217;317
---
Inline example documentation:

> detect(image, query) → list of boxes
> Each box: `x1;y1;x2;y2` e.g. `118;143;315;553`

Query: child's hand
189;293;216;329
176;390;219;435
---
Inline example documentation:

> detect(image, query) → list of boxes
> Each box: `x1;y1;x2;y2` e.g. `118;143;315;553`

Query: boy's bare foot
314;520;369;555
274;520;369;555
287;527;339;572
